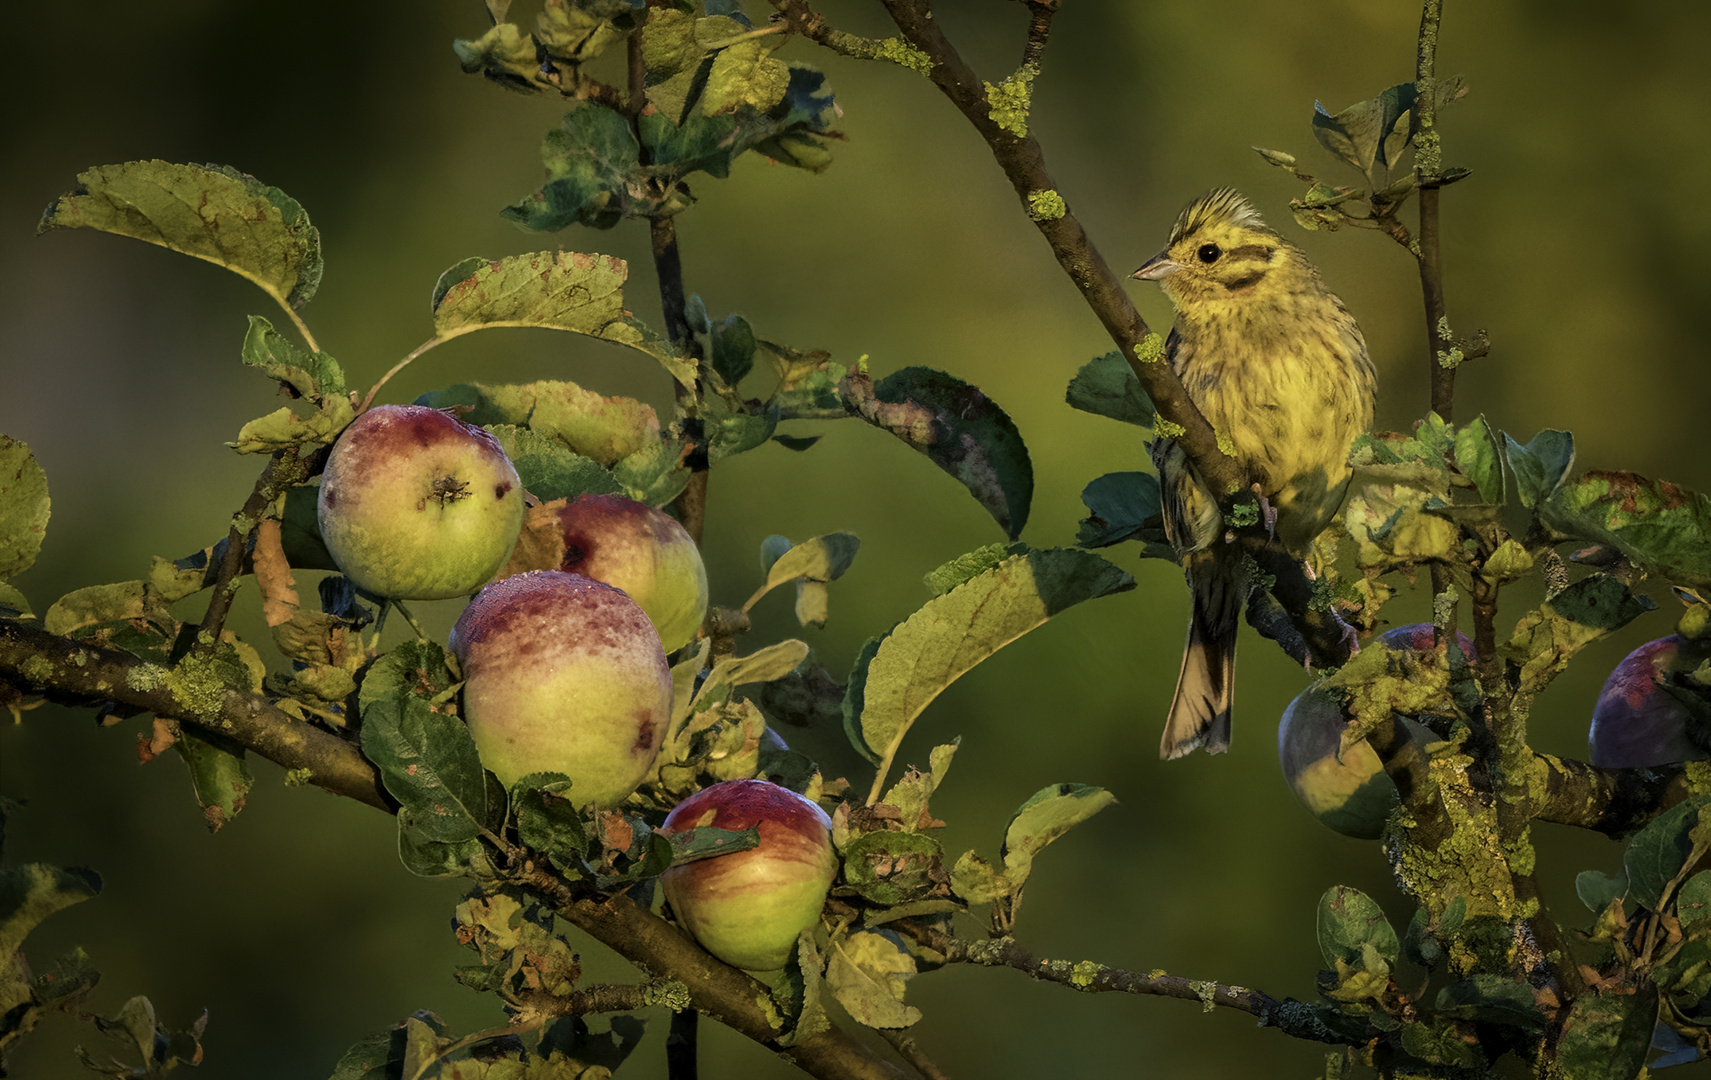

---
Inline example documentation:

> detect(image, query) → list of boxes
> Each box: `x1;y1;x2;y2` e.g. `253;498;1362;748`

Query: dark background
4;2;1710;1076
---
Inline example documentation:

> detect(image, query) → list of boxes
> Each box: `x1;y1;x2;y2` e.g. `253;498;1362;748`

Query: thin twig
841;0;1243;503
193;446;316;655
877;1028;951;1080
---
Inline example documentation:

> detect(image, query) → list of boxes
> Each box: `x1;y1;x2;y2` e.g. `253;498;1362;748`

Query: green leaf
1316;885;1399;970
825;929;922;1030
1434;974;1546;1031
692;639;814;712
1064;351;1155;427
230;394;355;455
359;640;490;844
611;438;692;506
0;435;50;581
712;313;757;386
1503;428;1575;509
949;851;1009;905
1625;794;1711;912
854;547;1133;767
1310;78;1464;185
241;315;345;399
504;104;644;232
1575;870;1627;915
842;634;886;765
430;252;695;386
1400;1019;1482;1069
397;826;486;879
706;398;779;464
921;544;1007;597
1000;783;1116;888
514;774;591;876
1678;871;1711;926
39;160;322;309
701;37;790;114
774;932;833;1048
1552;982;1657;1080
1503;573;1656;693
668;824;762;864
0;863;102;959
843;367;1034;540
279;485;338;572
1453;415;1504;505
842;831;941;907
173;728;253;832
487;424;621;502
1077;471;1169;554
750;533;861;607
1542;470;1711;590
453;21;540;91
326;1031;398;1080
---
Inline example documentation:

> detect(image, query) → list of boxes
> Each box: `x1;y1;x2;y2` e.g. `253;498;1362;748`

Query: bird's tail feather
1160;568;1240;759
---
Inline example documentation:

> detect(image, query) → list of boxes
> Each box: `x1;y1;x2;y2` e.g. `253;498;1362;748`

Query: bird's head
1133;189;1296;309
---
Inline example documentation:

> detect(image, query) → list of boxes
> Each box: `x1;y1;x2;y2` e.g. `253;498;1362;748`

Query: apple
504;493;709;653
450;570;671;805
1277;623;1473;839
658;778;838;971
1589;636;1711;769
318;404;524;600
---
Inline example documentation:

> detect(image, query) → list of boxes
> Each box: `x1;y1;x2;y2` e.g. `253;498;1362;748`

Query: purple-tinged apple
501;493;709;653
450;570;670;805
1589;636;1711;769
658;778;838;971
317;404;524;600
1277;623;1473;839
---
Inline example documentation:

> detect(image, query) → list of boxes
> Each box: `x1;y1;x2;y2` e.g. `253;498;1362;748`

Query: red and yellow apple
450;570;670;805
658;778;838;971
1589;636;1711;769
504;493;709;653
317;404;524;600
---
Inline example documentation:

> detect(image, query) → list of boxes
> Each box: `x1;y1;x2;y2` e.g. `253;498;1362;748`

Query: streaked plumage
1133;189;1376;759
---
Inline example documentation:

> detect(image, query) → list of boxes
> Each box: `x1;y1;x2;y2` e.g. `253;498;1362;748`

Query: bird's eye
1197;243;1221;264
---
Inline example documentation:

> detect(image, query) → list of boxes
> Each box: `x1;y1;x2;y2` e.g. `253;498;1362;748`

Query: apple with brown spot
503;493;709;653
658;778;838;971
317;404;524;600
450;570;670;806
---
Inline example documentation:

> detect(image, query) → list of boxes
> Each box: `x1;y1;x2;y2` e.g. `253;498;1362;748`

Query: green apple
512;493;708;653
658;778;838;972
450;569;670;805
1278;624;1472;839
317;404;524;600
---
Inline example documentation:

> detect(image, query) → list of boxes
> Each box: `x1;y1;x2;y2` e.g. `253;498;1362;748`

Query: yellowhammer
1133;189;1376;759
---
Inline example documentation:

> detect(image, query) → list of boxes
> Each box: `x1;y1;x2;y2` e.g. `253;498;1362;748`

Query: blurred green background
4;1;1710;1076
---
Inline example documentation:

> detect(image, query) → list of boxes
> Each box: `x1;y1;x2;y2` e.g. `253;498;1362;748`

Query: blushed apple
1589;636;1710;769
450;570;670;805
503;493;709;653
658;778;838;971
1277;623;1473;839
318;404;524;600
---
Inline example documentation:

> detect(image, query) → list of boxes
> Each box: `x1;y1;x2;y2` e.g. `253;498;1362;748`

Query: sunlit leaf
0;435;50;581
39;160;322;309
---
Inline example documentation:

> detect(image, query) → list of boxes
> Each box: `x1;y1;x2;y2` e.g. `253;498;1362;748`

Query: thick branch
523;872;909;1080
1531;754;1696;837
0;619;390;811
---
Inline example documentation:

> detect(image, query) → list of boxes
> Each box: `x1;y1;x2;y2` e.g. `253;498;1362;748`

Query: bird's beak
1132;252;1182;281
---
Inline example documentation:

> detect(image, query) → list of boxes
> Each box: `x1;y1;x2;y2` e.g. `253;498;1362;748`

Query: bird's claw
1251;483;1277;540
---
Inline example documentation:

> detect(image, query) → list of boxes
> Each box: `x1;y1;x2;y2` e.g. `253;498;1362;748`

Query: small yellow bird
1133;189;1376;759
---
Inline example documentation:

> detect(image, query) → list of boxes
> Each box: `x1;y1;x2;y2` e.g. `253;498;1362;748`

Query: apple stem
359;336;446;414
